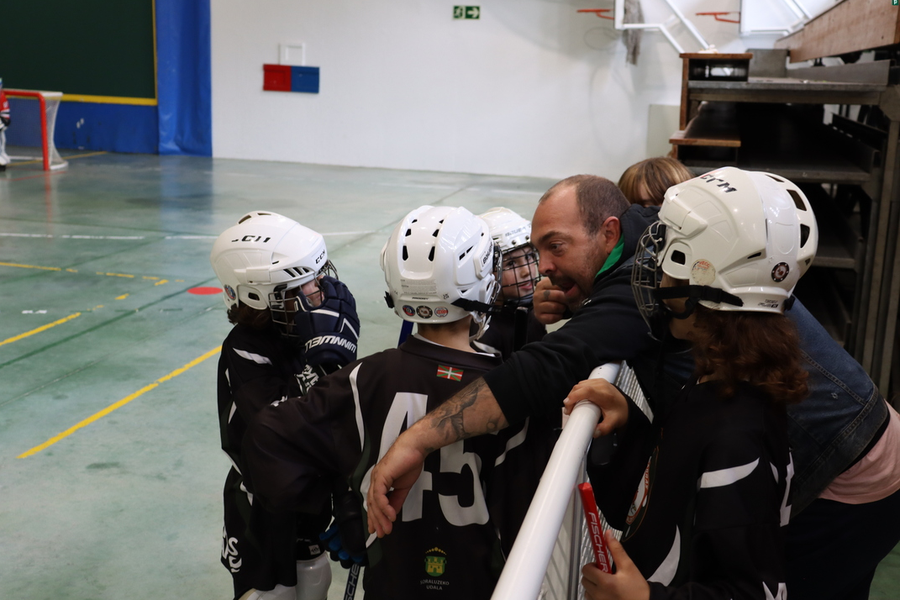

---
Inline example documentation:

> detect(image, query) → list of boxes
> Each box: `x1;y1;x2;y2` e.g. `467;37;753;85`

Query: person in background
210;211;360;600
241;205;538;599
0;78;10;171
571;166;816;600
616;156;693;207
474;207;545;359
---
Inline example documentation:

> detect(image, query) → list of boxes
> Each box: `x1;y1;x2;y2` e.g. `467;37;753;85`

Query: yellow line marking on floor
0;313;81;348
17;346;222;459
116;294;129;300
0;261;62;271
0;261;176;282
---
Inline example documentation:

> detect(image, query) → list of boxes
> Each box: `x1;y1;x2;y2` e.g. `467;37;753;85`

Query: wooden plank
787;60;891;85
671;102;740;147
774;0;900;63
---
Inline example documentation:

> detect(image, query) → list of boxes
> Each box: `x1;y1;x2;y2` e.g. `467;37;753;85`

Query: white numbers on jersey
361;392;489;527
221;526;242;573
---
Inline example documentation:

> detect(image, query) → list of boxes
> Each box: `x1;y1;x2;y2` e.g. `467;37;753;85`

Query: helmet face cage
269;261;338;335
498;243;541;305
631;221;668;338
480;207;540;306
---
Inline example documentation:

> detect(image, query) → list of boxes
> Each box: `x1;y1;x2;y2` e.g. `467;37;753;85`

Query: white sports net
5;90;68;171
510;363;649;600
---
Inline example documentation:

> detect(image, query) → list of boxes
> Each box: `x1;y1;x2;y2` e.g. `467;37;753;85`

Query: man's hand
533;278;571;325
581;531;649;600
366;433;428;538
563;378;628;438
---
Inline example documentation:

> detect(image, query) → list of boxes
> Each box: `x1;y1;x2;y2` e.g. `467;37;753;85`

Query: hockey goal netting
493;362;649;600
5;89;68;171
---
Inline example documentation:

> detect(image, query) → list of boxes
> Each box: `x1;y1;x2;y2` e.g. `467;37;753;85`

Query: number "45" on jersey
361;392;490;527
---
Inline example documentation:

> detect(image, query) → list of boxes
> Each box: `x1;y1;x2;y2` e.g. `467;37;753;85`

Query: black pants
786;489;900;600
221;468;329;599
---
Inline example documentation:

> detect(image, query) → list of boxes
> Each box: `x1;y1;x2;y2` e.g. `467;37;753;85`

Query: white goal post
5;89;68;171
493;362;649;600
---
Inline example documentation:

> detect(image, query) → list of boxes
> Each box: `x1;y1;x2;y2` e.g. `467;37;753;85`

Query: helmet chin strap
451;297;497;314
656;284;744;320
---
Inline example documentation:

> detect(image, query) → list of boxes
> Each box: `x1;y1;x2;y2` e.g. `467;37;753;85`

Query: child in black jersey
566;167;818;600
210;211;360;600
241;205;542;600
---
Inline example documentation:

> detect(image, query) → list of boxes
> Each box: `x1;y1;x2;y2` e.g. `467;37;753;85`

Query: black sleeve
485;275;652;423
241;363;360;515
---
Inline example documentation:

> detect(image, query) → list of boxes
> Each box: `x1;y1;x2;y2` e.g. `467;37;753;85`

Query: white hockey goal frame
6;89;68;171
493;362;648;600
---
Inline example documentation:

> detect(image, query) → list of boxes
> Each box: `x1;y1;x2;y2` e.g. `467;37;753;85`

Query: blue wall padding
156;0;212;156
55;103;158;154
291;67;320;93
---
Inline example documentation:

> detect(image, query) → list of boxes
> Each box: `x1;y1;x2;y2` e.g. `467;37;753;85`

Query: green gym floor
1;150;898;599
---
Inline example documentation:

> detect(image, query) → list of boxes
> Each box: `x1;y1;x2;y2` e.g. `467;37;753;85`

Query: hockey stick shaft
343;563;360;600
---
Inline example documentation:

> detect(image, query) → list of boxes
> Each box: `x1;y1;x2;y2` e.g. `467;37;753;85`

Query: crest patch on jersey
424;546;448;577
436;365;463;381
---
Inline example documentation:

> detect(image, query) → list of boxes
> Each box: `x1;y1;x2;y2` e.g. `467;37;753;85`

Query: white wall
211;0;834;181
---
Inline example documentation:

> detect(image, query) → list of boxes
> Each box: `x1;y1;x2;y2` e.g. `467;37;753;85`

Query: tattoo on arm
428;378;505;445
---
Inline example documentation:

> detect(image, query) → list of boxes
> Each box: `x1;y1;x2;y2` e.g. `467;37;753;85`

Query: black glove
293;276;360;369
320;486;369;568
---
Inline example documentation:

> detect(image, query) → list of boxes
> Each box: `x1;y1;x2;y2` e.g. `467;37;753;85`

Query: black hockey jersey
217;323;332;595
475;306;547;360
590;380;792;600
242;334;540;600
217;323;319;472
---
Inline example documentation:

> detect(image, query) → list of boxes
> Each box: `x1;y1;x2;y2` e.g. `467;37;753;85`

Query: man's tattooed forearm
430;378;497;442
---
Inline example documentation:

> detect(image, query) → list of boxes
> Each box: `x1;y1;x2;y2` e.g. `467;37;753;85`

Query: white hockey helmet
633;167;818;324
480;207;533;254
381;205;500;333
210;211;335;322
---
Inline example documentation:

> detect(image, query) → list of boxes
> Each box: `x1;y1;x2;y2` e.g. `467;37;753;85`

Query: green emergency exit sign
454;6;480;19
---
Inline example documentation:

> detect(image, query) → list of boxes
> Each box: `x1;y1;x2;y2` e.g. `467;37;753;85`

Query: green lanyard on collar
596;236;624;278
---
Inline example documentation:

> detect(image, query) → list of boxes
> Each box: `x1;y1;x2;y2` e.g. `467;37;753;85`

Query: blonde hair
617;157;694;207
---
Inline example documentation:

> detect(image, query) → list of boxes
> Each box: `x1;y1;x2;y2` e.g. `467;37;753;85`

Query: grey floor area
1;151;898;599
0;151;555;599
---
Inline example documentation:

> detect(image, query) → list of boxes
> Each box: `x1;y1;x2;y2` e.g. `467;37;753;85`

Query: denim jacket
785;300;887;514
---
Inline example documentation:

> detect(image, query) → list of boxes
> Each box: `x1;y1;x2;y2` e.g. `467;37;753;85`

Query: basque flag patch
436;365;463;381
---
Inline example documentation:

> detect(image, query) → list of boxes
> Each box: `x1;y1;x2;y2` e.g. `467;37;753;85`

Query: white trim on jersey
648;525;680;585
698;458;759;489
495;417;529;467
234;348;274;365
348;364;366;451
